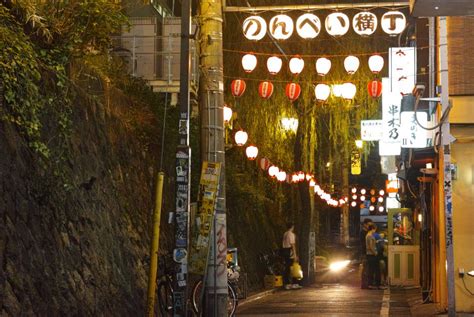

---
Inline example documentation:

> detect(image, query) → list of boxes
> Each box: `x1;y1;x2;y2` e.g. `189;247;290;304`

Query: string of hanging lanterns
242;53;384;76
242;10;407;41
228;121;348;207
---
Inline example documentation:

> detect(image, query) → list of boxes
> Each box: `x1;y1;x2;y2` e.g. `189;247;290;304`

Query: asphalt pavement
236;270;414;317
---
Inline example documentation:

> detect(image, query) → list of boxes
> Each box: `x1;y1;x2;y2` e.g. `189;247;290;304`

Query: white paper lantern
341;83;357;100
315;84;331;102
268;165;279;177
269;14;294;40
368;55;384;74
325;13;350;37
234;130;248;146
289;56;304;75
243;16;267;40
344;55;360;74
223;105;233;123
332;84;343;97
352;12;378;36
276;170;287;182
267;56;282;75
241;53;257;73
381;11;406;36
245;145;258;160
315;57;331;76
296;13;321;39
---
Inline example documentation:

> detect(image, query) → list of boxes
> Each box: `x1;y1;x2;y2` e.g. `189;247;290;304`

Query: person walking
366;224;382;289
282;222;301;290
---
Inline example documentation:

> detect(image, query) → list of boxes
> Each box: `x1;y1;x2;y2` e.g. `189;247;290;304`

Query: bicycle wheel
157;280;173;316
191;280;238;316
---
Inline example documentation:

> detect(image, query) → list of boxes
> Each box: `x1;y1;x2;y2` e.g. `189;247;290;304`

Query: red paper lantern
258;81;274;99
367;80;382;98
259;157;271;170
285;83;301;102
231;79;246;97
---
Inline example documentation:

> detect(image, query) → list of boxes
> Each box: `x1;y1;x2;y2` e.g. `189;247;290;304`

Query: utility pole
438;16;456;317
172;0;191;315
199;0;227;316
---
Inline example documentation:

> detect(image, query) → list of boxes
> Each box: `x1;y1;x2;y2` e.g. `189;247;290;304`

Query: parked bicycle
156;254;175;316
191;249;241;316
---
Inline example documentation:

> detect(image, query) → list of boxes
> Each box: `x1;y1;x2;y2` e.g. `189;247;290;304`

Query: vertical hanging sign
351;150;362;175
189;162;222;275
381;77;402;144
389;47;416;96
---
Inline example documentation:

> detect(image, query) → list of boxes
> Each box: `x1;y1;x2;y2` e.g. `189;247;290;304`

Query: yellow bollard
147;172;165;317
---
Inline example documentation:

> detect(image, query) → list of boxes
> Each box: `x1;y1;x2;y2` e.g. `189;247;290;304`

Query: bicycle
190;263;239;316
156;254;174;316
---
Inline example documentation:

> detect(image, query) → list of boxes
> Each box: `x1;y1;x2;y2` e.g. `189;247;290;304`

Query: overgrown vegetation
0;0;127;164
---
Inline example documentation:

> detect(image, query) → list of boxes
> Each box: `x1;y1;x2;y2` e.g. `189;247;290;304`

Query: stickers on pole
188;162;222;275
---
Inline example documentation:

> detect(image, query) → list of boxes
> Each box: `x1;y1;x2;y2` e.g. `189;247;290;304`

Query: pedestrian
281;222;302;290
366;224;383;289
360;218;372;289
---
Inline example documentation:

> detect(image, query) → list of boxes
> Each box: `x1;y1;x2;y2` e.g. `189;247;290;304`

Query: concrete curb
238;288;278;307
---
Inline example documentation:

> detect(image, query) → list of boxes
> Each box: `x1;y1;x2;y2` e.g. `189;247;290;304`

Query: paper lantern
234;130;248;146
344;55;360;74
285;83;301;102
332;84;343;97
268;165;279;177
291;173;299;183
296;13;321;39
243;16;267;40
231;79;246;97
223;105;233;123
325;13;350;37
352;12;378;36
315;84;330;102
269;14;294;40
368;55;384;74
259;157;270;170
245;145;258;160
242;53;257;73
276;170;287;182
381;11;406;36
341;83;357;100
267;56;282;75
315;58;331;76
367;80;382;98
258;81;274;99
289;56;304;75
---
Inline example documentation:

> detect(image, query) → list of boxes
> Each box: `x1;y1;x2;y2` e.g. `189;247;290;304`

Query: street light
242;53;257;73
344;55;360;74
245;145;258;160
316;58;331;76
355;140;363;149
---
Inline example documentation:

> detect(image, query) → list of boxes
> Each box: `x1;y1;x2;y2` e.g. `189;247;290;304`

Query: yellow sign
189;162;222;275
351;150;361;175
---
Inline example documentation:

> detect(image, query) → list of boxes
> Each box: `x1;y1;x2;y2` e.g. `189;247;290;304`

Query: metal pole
223;1;409;12
172;0;192;315
438;16;456;317
147;172;165;317
199;0;227;315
